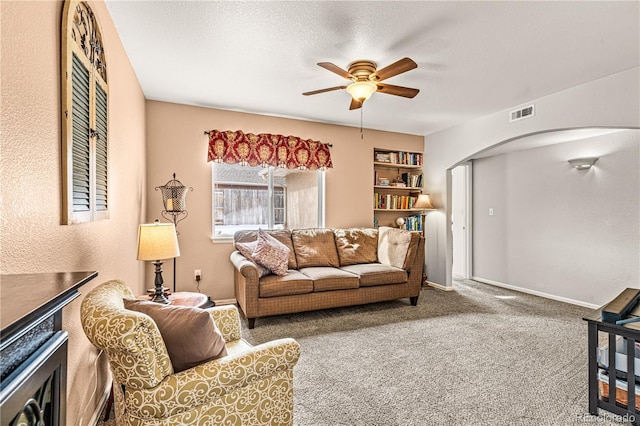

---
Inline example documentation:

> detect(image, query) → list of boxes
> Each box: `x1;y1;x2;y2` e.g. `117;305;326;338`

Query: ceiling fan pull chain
360;106;364;140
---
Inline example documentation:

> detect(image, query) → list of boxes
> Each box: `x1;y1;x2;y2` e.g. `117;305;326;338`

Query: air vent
509;104;535;122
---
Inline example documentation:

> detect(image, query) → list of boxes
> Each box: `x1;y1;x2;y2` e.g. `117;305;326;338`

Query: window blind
71;53;91;212
95;82;108;211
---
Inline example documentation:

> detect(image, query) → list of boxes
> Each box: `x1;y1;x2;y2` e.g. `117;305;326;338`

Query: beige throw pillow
252;229;290;275
123;299;227;373
377;226;412;269
334;228;379;266
292;228;340;268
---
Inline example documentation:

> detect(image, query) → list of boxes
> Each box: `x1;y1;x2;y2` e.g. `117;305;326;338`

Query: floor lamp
156;173;193;293
414;194;436;236
414;194;436;286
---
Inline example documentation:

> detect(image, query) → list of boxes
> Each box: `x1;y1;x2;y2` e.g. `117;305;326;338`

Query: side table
137;291;215;308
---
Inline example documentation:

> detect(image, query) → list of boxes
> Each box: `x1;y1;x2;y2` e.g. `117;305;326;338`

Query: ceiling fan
303;57;420;110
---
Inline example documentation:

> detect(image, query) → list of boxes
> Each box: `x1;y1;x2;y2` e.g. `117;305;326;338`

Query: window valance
206;129;333;170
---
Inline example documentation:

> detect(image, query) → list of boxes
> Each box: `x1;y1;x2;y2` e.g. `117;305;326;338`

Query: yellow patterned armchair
80;280;300;425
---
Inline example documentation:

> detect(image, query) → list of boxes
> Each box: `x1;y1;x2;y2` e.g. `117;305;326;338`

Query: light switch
489;208;494;216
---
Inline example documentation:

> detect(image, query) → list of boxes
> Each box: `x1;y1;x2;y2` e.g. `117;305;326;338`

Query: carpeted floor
99;280;630;425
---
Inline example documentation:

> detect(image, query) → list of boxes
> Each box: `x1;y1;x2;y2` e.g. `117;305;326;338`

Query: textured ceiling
105;1;640;136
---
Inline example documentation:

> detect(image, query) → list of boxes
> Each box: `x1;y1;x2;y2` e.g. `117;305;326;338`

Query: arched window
61;1;108;224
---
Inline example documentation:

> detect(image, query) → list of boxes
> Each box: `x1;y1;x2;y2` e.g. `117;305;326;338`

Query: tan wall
145;101;423;300
0;1;146;424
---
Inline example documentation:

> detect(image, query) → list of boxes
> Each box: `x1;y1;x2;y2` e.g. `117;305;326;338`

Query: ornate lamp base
151;260;170;304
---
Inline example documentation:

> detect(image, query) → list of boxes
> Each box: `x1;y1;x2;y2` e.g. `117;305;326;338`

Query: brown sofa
230;227;424;328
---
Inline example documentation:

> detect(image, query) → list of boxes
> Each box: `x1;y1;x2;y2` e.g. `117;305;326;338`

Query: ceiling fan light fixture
346;81;377;101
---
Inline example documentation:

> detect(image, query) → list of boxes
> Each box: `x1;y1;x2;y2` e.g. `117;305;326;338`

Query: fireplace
0;271;97;425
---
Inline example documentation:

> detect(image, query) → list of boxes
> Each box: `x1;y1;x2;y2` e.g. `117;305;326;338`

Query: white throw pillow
377;226;412;268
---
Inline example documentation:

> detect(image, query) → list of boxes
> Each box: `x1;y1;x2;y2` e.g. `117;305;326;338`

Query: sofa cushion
340;263;408;287
123;299;227;373
378;226;413;269
235;241;271;277
292;228;340;268
333;228;378;266
253;229;290;275
234;229;297;269
259;270;314;298
299;267;360;292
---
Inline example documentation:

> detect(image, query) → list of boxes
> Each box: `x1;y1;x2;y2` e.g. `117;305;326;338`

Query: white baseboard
426;281;454;291
471;276;600;309
215;298;237;306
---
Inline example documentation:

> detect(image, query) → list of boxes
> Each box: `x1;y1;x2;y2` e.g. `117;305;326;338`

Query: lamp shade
346;81;377;101
414;194;435;210
137;222;180;261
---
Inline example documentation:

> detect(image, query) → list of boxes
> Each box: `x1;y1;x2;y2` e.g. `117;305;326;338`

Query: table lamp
137;220;180;304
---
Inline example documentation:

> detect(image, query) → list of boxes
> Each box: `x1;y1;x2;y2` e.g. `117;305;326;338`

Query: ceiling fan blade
349;98;363;110
317;62;354;80
376;83;420;98
372;57;418;82
302;85;347;96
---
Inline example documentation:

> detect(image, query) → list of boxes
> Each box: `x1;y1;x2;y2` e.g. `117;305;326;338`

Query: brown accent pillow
252;229;290;275
333;228;379;266
292;228;340;268
123;299;227;373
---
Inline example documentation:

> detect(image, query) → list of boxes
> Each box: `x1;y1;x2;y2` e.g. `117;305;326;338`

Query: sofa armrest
124;338;301;418
230;251;260;321
230;251;260;280
206;305;242;342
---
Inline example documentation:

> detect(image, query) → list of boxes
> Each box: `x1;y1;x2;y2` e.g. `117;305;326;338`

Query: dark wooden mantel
0;271;98;345
0;270;98;425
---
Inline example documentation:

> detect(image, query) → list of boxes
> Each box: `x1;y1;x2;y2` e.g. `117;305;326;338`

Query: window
61;1;108;224
212;163;325;239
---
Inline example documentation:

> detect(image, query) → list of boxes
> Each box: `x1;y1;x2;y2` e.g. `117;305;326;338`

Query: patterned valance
207;129;333;170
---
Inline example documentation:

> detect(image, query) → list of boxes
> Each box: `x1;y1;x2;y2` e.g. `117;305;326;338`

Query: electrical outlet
194;269;202;281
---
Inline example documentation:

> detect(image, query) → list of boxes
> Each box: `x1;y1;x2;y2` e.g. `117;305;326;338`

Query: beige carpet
99;280;629;425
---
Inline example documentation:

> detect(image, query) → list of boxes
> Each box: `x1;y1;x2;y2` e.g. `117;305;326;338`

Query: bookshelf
373;148;424;229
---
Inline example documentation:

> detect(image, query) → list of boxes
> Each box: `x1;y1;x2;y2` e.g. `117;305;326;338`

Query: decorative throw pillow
123;299;227;373
235;241;271;278
252;229;290;275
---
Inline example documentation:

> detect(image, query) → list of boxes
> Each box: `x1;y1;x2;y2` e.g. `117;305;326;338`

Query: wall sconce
568;157;598;170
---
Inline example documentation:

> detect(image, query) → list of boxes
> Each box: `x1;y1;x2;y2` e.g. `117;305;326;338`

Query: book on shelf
392;172;422;188
376;153;391;163
374;193;417;210
398;214;423;232
374;151;423;166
